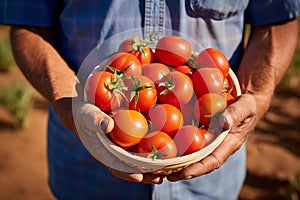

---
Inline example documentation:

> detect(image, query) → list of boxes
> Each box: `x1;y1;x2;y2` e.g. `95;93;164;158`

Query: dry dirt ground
0;69;299;200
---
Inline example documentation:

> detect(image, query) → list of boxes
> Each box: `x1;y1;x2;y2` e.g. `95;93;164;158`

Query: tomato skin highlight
194;93;226;127
202;127;215;146
173;65;196;79
109;109;148;148
195;48;230;78
148;104;183;138
192;68;224;98
137;131;177;159
84;71;123;112
155;35;192;66
173;125;205;156
157;71;194;109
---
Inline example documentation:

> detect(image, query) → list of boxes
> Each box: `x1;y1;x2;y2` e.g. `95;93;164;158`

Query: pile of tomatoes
85;35;237;160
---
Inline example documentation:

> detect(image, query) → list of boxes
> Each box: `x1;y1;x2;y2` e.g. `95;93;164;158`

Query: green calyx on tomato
126;75;154;110
157;73;175;95
118;34;155;65
104;65;130;101
147;145;168;160
130;34;154;56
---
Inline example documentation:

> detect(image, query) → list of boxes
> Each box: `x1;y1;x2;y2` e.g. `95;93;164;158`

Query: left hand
166;93;266;182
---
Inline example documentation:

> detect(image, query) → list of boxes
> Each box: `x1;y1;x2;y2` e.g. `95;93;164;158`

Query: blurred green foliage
277;18;300;93
0;83;34;128
0;25;16;71
288;172;300;200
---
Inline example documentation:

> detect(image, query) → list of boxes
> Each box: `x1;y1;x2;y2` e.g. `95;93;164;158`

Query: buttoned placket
144;0;165;42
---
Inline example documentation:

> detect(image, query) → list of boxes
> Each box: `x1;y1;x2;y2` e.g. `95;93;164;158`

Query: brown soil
0;69;299;200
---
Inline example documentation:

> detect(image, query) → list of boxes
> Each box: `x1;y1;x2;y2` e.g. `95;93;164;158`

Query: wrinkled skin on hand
167;93;268;182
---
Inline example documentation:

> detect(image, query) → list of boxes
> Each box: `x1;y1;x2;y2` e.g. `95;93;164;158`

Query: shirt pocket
189;0;249;20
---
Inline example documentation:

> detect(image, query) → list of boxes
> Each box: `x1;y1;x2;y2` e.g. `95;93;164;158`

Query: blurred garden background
0;20;299;200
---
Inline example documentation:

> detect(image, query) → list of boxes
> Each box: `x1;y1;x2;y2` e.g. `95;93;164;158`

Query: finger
167;132;243;182
142;173;165;184
76;103;114;133
219;94;257;129
107;167;164;184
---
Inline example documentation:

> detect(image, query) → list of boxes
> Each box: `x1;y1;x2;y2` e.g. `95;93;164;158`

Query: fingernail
100;119;108;132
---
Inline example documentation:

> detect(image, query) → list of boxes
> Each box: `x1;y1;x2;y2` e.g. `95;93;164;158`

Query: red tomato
105;52;142;76
195;48;230;77
142;63;171;84
223;92;235;106
148;104;183;138
118;37;154;64
192;68;224;98
173;125;205;156
157;71;194;109
109;109;148;148
202;127;215;146
181;100;198;126
155;35;192;66
194;93;226;127
137;131;177;159
173;65;196;79
123;75;157;112
84;71;124;112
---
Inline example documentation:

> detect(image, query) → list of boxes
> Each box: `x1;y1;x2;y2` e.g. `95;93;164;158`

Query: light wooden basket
96;68;241;175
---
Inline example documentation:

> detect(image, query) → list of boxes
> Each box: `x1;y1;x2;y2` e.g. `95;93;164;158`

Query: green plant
0;33;16;72
288;172;300;200
0;83;34;128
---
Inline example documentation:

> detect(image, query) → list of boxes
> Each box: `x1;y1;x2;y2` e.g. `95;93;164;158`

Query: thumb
100;116;114;133
76;103;114;134
219;94;257;130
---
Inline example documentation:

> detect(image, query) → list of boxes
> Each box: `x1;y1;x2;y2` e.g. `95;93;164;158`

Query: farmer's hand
72;82;164;184
167;94;267;181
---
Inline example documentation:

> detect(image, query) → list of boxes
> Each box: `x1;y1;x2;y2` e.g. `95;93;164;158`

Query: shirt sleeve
0;0;61;27
245;0;300;26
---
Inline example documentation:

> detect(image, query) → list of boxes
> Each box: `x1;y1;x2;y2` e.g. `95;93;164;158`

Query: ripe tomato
109;109;148;148
148;104;183;138
202;127;215;146
173;65;196;79
223;77;232;93
181;100;198;126
118;36;154;64
173;125;205;156
84;71;124;112
224;74;238;98
123;75;157;112
194;93;226;127
157;71;194;109
137;131;177;159
142;63;171;84
105;52;142;76
222;92;235;106
155;35;192;66
192;68;224;98
195;48;230;77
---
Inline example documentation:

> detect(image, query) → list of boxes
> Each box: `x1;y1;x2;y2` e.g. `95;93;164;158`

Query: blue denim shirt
1;0;299;199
